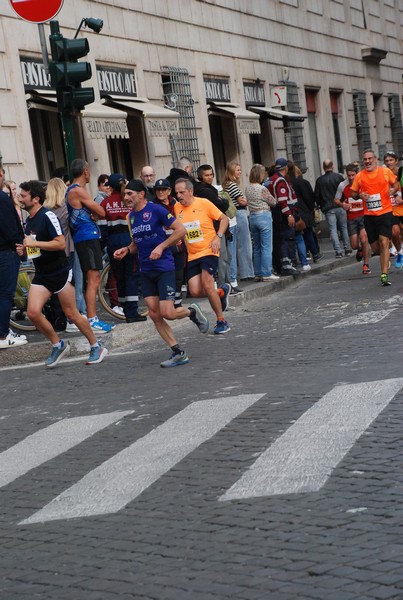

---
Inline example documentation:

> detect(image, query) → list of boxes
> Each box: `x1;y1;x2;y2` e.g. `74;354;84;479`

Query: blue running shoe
45;340;70;368
220;283;231;312
160;351;189;368
189;303;209;334
89;317;114;333
86;344;108;365
395;253;403;269
214;319;231;334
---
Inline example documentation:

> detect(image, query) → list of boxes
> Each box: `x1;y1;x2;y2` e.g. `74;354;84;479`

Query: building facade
0;0;402;191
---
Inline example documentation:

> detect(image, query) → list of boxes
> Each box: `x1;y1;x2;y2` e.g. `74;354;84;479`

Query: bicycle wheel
98;263;125;320
10;267;36;331
98;263;148;320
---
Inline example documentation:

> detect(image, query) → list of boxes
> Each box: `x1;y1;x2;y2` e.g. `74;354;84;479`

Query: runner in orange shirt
351;149;399;286
174;178;231;334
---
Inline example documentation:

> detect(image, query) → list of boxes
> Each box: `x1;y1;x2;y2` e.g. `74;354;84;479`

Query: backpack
220;190;237;219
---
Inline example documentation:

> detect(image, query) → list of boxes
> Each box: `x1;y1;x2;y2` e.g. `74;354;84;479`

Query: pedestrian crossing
0;382;400;525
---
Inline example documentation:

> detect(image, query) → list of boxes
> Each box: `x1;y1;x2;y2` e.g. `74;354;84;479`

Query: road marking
220;379;403;501
21;394;264;524
324;309;396;328
0;411;133;490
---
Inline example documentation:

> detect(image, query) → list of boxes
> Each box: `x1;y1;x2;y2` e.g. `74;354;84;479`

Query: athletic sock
52;340;63;349
188;307;196;319
171;344;182;356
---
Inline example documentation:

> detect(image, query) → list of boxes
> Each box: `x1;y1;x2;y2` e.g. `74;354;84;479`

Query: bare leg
85;269;100;319
58;283;97;345
27;284;57;343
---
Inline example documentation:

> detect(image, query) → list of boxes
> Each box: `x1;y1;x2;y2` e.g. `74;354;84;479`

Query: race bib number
184;220;203;243
347;197;363;212
26;246;41;259
366;193;382;212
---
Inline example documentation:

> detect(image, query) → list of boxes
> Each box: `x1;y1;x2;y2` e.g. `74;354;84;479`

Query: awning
208;102;261;134
25;90;58;112
81;103;129;139
249;106;307;122
104;96;180;137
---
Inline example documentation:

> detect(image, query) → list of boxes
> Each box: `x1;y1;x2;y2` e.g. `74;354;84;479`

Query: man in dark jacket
314;160;351;258
166;156;197;198
0;165;27;348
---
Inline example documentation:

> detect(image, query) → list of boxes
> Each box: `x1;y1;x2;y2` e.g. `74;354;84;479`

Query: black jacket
0;191;24;250
193;181;229;213
314;171;344;212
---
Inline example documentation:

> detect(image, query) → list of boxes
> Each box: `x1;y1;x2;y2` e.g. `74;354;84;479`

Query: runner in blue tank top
65;159;114;333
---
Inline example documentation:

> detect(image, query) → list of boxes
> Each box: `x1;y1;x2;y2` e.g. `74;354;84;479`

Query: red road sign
9;0;64;24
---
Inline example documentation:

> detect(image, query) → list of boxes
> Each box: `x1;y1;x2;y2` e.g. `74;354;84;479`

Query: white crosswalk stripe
0;411;133;490
324;309;396;328
220;378;403;501
20;394;264;524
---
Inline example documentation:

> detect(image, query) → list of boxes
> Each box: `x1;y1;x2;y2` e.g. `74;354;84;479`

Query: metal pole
38;24;49;72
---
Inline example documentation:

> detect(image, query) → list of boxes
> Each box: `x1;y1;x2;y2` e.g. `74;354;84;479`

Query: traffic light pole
49;21;77;171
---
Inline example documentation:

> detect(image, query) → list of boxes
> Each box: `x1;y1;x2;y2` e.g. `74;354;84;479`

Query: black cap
125;179;147;193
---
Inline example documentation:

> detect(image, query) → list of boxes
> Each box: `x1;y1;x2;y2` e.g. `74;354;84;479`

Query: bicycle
9;265;36;331
97;258;148;321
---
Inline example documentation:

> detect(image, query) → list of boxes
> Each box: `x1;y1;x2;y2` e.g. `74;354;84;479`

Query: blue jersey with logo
128;202;176;272
66;184;100;244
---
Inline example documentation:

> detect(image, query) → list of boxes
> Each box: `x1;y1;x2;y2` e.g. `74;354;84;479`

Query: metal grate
352;90;372;156
283;82;307;171
161;66;200;169
388;94;403;159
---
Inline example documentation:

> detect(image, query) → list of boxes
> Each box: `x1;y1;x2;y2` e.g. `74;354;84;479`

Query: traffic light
49;20;94;113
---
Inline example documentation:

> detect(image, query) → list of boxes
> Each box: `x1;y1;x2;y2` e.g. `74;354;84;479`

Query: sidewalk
1;236;355;368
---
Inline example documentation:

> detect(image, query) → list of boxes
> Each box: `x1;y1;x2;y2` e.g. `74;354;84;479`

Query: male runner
174;178;231;334
350;149;399;286
16;180;107;367
114;179;209;368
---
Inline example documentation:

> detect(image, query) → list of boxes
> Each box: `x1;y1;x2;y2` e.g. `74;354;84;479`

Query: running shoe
229;286;243;295
335;252;343;258
362;264;371;275
301;264;311;272
160;351;189;368
345;248;352;256
395;253;403;269
65;322;79;333
112;306;125;316
189;303;209;334
214;319;231;334
45;340;70;368
381;273;391;286
8;329;27;341
313;253;323;263
86;344;108;365
89;317;115;333
0;332;27;348
220;283;231;312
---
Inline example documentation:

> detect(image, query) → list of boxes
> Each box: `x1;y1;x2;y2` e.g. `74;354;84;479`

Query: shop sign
97;66;137;97
83;117;129;139
204;77;231;102
236;119;261;135
147;118;179;137
243;82;265;107
20;56;51;90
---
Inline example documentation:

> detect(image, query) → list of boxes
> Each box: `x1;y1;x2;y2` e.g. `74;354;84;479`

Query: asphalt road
1;257;403;600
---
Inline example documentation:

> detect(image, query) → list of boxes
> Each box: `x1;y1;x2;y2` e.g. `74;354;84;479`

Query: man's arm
149;219;186;260
69;186;106;218
24;234;66;252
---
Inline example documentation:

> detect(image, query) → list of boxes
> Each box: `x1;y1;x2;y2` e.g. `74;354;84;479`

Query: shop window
388;94;403;159
352;90;372;156
161;66;200;169
284;82;307;171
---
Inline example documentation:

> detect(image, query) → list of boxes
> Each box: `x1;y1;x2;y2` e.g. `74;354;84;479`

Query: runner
174;178;231;334
16;180;107;367
114;179;209;368
350;150;399;286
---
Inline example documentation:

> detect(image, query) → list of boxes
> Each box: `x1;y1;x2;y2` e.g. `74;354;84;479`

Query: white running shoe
0;332;28;348
301;264;311;272
8;329;27;341
112;306;125;316
65;322;79;333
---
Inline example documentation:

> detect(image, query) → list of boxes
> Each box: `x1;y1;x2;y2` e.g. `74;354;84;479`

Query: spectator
245;163;279;281
222;160;254;292
139;165;156;202
94;174;111;204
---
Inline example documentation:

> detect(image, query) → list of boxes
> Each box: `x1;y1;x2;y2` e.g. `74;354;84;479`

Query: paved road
1;258;403;599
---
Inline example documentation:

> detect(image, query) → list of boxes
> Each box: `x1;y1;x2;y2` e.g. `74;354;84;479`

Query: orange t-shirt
173;196;223;260
350;167;396;216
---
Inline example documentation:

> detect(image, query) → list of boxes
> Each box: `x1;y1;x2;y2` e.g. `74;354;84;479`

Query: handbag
295;217;306;232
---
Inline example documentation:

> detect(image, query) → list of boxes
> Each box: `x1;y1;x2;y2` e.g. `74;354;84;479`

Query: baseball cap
106;173;125;190
274;158;288;171
154;178;171;189
125;179;147;193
